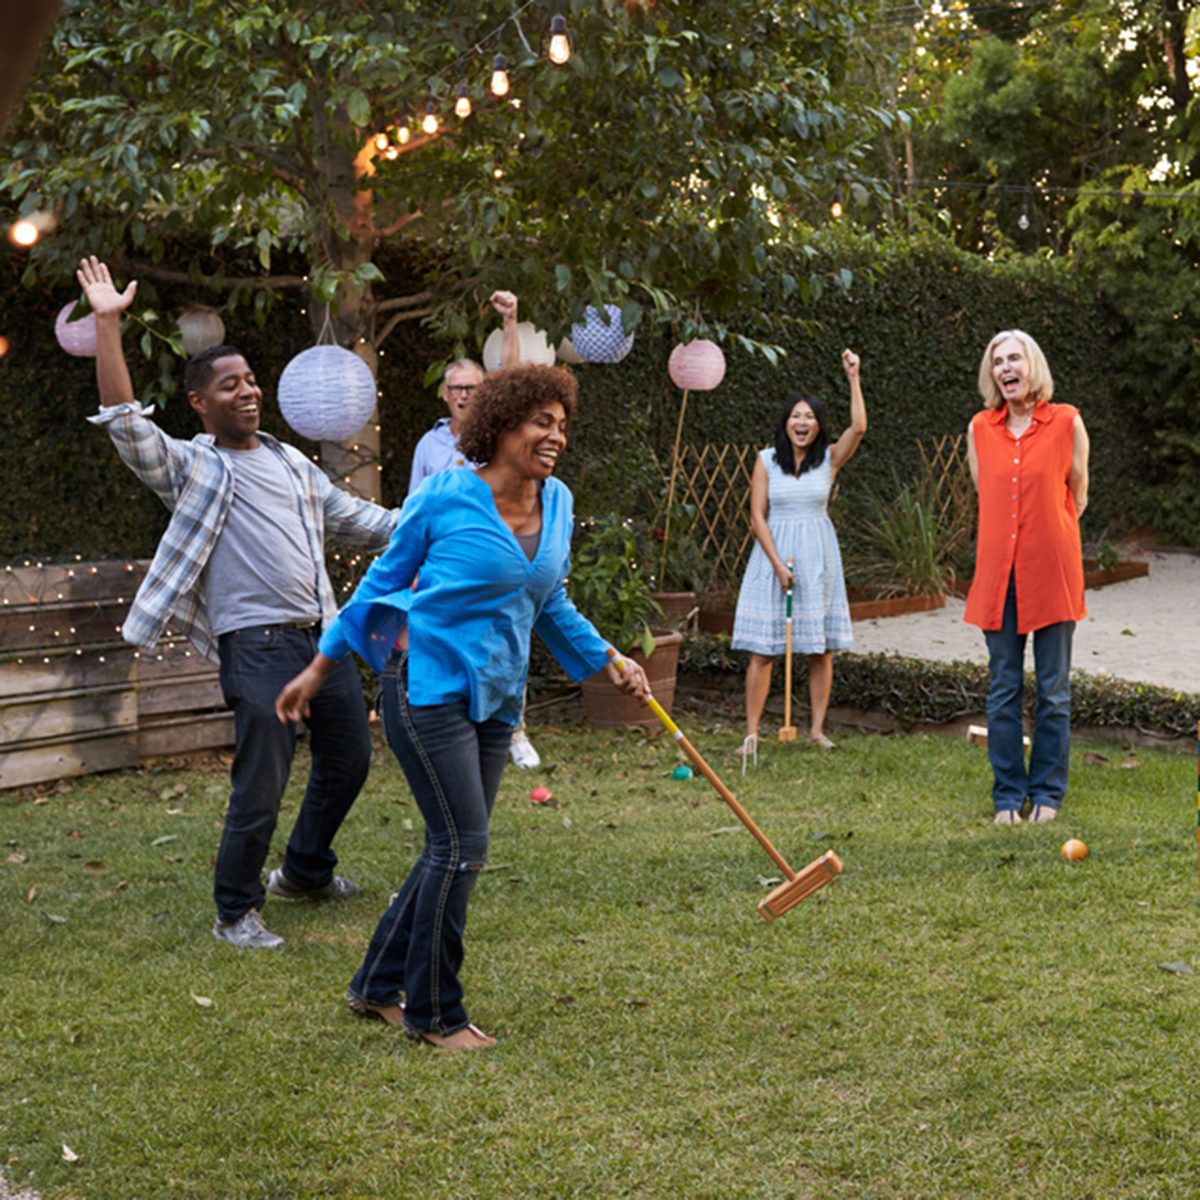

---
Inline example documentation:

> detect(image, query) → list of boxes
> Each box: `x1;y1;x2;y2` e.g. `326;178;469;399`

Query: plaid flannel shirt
90;402;398;663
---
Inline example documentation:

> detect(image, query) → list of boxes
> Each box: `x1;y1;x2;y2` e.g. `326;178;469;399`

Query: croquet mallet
778;557;797;742
608;649;842;921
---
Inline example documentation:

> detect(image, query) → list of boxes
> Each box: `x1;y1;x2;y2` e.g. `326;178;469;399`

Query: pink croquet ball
529;786;553;805
668;339;726;391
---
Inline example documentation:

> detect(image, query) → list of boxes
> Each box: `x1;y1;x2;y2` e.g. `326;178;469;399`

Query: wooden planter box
1083;559;1149;590
698;591;946;632
0;561;233;790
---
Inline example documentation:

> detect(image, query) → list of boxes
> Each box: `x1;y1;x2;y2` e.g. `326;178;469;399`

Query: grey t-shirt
203;445;323;636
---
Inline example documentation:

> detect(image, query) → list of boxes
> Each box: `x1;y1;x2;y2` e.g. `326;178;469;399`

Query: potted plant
568;513;683;727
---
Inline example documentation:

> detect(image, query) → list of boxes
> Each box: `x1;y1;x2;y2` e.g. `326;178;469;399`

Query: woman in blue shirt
276;364;649;1050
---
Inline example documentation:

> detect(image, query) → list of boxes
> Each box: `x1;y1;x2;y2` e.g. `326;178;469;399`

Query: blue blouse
318;469;610;726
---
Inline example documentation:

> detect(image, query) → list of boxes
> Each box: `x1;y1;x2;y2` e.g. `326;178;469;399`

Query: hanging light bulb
422;98;438;135
455;82;472;119
384;145;399;161
396;120;412;145
548;14;571;64
491;52;510;97
8;220;39;247
1018;203;1030;231
830;199;844;220
373;131;390;152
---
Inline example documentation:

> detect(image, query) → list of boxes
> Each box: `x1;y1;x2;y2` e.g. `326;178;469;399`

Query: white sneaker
212;909;284;949
509;729;541;769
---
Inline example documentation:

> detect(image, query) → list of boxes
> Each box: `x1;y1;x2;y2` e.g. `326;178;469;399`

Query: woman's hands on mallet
275;654;338;725
604;654;651;703
773;559;795;593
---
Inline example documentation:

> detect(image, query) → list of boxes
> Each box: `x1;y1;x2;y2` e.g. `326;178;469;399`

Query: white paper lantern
556;337;583;364
176;305;226;356
668;339;726;391
482;321;557;371
277;345;378;442
569;304;635;364
54;302;98;357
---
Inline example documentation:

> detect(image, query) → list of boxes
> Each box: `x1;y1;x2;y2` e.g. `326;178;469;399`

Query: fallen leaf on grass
115;879;129;891
757;875;783;888
25;885;38;903
1120;628;1136;637
44;913;67;924
151;835;177;846
561;816;573;829
61;1144;79;1163
190;993;215;1008
1119;756;1140;770
6;852;28;864
1158;962;1194;976
82;861;106;873
166;807;184;816
1083;751;1109;766
709;825;743;837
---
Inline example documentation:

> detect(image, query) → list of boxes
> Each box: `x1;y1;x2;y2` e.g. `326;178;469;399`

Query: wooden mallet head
758;851;843;922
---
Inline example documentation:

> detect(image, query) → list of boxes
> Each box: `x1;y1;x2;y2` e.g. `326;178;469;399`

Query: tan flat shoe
406;1022;497;1051
347;993;406;1026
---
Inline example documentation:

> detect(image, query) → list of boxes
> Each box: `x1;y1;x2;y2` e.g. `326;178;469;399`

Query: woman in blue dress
732;349;866;760
276;364;649;1051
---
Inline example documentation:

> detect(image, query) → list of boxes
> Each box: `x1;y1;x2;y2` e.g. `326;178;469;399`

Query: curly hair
458;363;578;464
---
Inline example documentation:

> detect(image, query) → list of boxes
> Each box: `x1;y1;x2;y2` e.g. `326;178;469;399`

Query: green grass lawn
2;713;1197;1199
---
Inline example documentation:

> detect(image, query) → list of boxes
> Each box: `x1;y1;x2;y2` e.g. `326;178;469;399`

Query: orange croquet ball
1061;838;1089;862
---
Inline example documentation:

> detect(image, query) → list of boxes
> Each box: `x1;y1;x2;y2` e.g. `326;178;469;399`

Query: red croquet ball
529;786;553;805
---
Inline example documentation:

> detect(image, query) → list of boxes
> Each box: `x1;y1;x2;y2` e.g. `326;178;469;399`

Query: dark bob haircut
183;344;250;398
458;363;578;464
773;393;829;478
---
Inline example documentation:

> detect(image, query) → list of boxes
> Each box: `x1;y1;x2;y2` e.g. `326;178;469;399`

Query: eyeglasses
446;384;477;395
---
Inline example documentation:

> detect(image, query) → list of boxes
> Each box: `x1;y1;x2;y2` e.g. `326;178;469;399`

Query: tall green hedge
0;231;1144;564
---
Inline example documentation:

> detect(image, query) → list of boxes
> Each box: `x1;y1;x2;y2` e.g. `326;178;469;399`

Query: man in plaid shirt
79;256;399;949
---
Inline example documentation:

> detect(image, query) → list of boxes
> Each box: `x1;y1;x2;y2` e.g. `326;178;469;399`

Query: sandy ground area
849;549;1200;695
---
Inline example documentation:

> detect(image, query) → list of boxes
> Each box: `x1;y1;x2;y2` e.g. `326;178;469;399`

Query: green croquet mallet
608;649;842;921
778;557;797;742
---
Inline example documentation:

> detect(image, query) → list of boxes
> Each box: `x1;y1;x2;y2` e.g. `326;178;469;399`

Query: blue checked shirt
91;402;399;663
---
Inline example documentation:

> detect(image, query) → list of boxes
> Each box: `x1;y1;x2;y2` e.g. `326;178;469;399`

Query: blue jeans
349;651;512;1035
214;624;371;922
983;573;1074;813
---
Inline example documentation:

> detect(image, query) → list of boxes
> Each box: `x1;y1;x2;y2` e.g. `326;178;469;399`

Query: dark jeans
349;651;512;1035
214;624;371;922
983;572;1075;813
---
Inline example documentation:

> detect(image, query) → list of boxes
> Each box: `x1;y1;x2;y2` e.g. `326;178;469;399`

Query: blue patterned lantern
277;345;377;442
569;304;635;364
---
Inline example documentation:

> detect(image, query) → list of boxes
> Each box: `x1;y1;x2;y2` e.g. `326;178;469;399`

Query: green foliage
678;635;1198;740
649;502;712;594
566;512;662;653
3;0;887;367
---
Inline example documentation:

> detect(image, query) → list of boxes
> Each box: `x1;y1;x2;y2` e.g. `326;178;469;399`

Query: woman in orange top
965;330;1089;825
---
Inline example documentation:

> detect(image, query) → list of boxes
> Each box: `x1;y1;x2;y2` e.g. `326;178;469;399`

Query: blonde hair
977;329;1054;409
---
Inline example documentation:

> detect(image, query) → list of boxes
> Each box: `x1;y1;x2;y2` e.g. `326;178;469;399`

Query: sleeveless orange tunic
964;401;1086;633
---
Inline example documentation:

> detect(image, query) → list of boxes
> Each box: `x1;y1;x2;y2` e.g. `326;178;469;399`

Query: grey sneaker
212;909;284;949
266;867;360;902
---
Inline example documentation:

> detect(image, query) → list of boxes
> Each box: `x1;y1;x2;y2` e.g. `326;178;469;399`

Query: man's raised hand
76;256;137;317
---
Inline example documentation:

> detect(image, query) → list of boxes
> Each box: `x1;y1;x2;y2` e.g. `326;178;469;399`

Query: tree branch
374;290;434;314
375;210;425;238
192;144;310;196
125;259;308;291
375;306;435;347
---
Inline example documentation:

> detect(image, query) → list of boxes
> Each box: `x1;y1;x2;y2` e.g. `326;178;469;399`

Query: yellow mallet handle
607;650;797;880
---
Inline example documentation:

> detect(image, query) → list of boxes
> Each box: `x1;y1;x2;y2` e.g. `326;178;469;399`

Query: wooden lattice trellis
651;443;760;597
650;433;975;600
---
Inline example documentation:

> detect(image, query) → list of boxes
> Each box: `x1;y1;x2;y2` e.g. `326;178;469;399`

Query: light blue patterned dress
731;449;853;656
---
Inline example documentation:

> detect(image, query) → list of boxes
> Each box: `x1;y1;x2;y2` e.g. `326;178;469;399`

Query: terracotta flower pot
580;630;684;728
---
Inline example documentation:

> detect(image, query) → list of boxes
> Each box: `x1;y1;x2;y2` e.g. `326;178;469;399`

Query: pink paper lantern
54;302;98;357
668;339;726;391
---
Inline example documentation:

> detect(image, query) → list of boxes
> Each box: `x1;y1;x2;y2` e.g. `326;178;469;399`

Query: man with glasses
407;291;518;496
